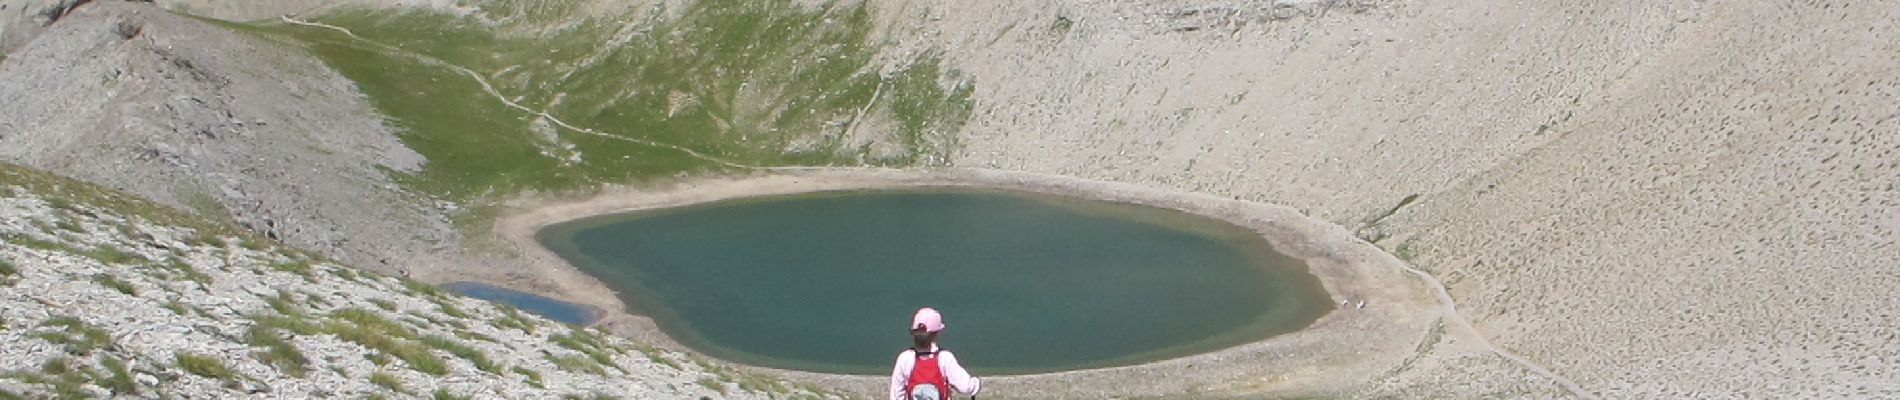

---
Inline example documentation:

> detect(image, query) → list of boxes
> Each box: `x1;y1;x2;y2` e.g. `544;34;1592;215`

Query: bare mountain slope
0;0;85;55
0;1;454;274
899;0;1899;397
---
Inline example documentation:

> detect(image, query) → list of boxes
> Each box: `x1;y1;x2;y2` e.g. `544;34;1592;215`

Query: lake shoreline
475;167;1444;398
531;186;1335;375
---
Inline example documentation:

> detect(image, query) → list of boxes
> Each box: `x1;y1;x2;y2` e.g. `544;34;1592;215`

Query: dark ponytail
911;324;937;351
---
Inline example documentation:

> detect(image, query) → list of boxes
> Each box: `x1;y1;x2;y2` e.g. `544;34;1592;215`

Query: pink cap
911;308;945;332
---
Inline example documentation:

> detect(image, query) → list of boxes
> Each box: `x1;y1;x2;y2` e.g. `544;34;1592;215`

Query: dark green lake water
537;189;1330;375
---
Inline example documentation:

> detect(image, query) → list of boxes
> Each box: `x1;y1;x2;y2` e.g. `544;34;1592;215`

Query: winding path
1393;261;1597;399
280;17;766;170
278;15;1593;399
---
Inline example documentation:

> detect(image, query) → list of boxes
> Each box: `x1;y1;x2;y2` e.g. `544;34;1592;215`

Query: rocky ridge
0;164;839;399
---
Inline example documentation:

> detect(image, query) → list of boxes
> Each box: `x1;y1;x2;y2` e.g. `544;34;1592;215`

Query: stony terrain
0;0;82;55
0;0;1895;398
901;1;1900;398
0;1;456;274
0;164;839;399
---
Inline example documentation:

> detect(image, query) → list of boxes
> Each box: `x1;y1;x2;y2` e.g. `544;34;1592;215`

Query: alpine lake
534;189;1331;375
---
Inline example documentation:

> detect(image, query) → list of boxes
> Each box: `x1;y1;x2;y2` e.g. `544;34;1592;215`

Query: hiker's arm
890;352;911;400
940;351;982;396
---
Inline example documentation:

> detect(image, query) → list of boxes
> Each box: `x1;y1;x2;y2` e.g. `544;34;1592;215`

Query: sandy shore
475;167;1444;398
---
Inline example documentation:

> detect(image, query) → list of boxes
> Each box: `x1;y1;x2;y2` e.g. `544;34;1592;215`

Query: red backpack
904;349;951;399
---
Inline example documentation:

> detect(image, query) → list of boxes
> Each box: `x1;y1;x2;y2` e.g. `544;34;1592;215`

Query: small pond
537;189;1330;375
441;281;602;326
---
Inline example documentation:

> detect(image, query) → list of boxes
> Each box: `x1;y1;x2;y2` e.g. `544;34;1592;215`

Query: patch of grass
792;382;840;399
1051;15;1075;34
420;335;500;374
0;163;254;240
324;308;447;375
245;320;311;377
452;329;495;343
183;233;228;248
432;388;471;400
24;357;93;399
545;354;605;376
269;260;315;281
694;355;789;395
1394;242;1419;263
490;305;535;334
370;299;397;311
549;329;623;373
404;311;451;329
399;277;441;298
5;232;78;254
92;273;137;295
696;377;730;395
428;296;470;319
735;373;791;395
53;219;84;233
302;291;332;308
327;266;360;281
99;355;138;396
80;243;147;265
173;187;232;222
157;257;212;284
27;219;56;234
0;258;16;283
330;308;407;333
885;56;975;165
175;352;235;381
166;300;191;315
35;316;113;355
560;393;622;400
42;196;74;211
250;313;321;336
511;366;544;389
368;371;406;394
631;342;682;370
266;290;305;318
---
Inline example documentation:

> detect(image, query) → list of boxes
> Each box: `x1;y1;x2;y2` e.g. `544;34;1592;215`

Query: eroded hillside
0;1;454;275
0;163;839;398
900;1;1899;397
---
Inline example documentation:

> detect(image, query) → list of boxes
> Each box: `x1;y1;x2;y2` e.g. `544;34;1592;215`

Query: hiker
890;308;981;400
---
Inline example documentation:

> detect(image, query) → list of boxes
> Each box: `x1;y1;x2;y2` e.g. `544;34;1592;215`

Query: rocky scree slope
0;1;455;275
0;164;839;399
893;0;1900;397
0;0;87;55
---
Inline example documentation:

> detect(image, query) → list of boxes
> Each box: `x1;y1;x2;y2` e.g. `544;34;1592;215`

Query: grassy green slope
223;0;973;201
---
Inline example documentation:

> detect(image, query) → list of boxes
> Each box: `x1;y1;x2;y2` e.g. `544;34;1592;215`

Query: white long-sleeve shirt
889;345;980;400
